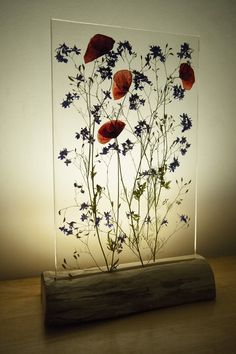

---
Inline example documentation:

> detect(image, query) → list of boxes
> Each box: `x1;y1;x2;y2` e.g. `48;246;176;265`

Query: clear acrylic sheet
51;19;199;272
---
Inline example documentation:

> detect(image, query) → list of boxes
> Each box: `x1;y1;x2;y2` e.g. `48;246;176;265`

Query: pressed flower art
52;21;199;273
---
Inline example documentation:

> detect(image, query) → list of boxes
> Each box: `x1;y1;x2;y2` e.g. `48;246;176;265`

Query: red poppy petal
113;84;127;100
113;70;132;100
84;34;115;64
182;80;194;90
179;63;195;91
97;120;125;144
97;133;111;144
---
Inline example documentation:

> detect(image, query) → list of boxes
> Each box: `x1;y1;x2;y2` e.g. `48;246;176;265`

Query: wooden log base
41;255;216;326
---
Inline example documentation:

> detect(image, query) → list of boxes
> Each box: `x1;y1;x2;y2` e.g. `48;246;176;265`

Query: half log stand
41;255;216;326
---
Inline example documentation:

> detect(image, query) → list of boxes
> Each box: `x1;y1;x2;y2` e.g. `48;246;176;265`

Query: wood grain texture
42;256;216;326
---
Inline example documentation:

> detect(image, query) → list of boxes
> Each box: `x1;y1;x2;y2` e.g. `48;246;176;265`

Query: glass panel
51;19;199;273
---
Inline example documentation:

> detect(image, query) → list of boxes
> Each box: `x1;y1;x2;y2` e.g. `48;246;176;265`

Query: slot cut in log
41;255;216;326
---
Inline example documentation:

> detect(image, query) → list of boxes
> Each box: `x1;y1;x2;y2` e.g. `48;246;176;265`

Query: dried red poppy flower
179;63;195;90
112;70;132;100
97;120;125;144
84;34;115;64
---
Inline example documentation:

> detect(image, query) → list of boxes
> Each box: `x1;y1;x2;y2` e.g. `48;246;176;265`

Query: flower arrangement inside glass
52;20;198;275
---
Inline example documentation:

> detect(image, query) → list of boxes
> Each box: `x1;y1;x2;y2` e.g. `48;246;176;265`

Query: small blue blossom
180;214;190;224
132;70;151;90
117;233;127;243
102;90;112;100
75;127;95;144
74;183;85;194
91;105;102;124
180;113;192;132
59;221;77;236
95;217;102;227
58;148;69;160
100;146;109;155
149;45;166;62
172;136;191;156
180;148;187;155
55;52;68;63
55;43;81;63
104;211;113;228
70;45;81;55
177;42;193;59
100;142;120;155
105;50;119;67
67;221;76;229
129;94;145;110
59;225;73;236
97;66;112;80
161;218;168;226
81;213;88;222
117;41;134;56
121;139;134;156
180;136;187;144
134;120;150;137
173;85;185;100
61;92;79;108
169;157;180;172
80;202;89;211
116;233;127;253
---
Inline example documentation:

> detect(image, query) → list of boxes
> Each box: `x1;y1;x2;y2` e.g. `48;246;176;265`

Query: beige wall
0;0;235;280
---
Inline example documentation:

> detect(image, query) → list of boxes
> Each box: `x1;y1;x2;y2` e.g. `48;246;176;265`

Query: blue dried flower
180;113;192;132
55;52;68;63
95;217;102;227
180;214;190;224
121;139;134;156
134;120;150;137
149;45;166;62
105;50;119;67
91;105;102;124
55;43;81;63
129;94;145;110
76;127;95;144
117;41;134;56
80;202;89;210
177;42;192;59
100;142;120;155
104;211;113;228
132;70;151;90
58;148;69;160
81;213;88;222
61;92;79;108
169;157;180;172
161;218;168;226
97;66;113;80
173;85;185;100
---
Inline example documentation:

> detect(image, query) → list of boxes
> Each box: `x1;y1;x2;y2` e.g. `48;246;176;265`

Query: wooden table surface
0;256;236;354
